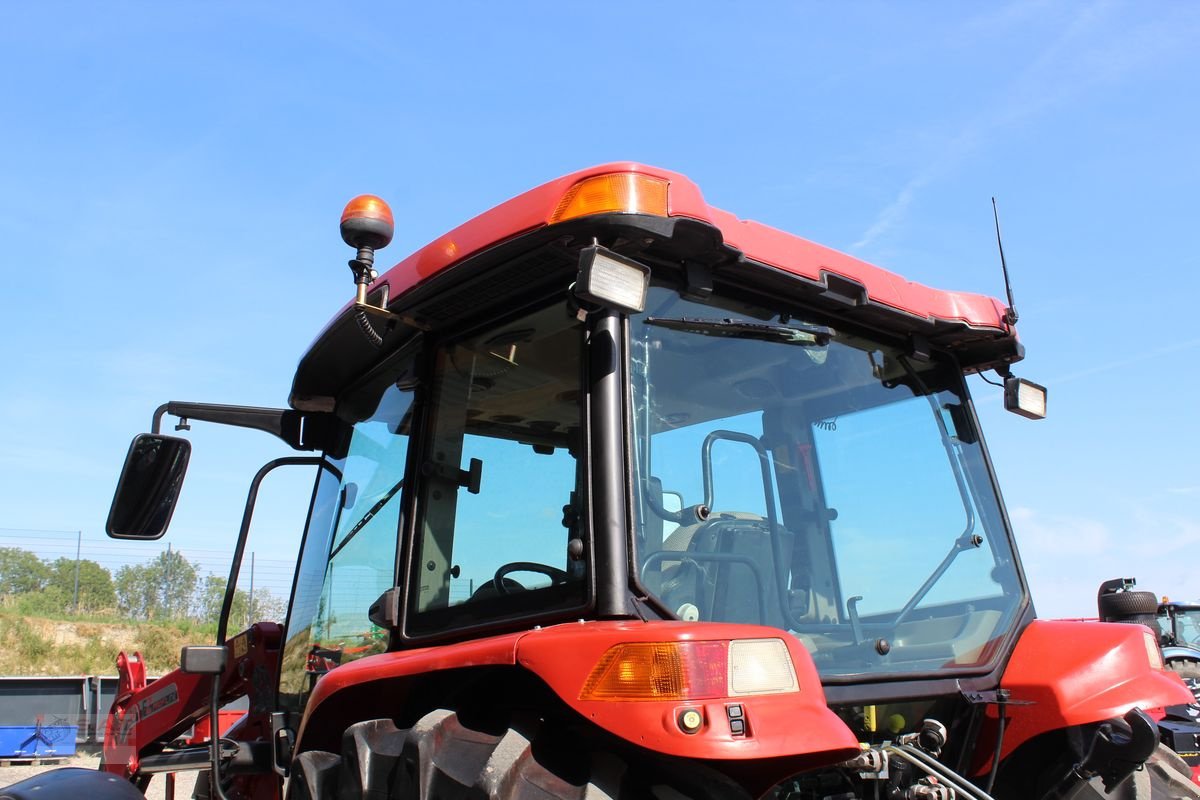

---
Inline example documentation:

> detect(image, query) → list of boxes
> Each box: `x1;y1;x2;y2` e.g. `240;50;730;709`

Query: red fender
302;620;858;789
973;619;1192;773
517;621;857;767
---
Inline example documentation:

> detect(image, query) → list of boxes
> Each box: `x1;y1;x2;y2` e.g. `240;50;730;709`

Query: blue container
0;725;78;757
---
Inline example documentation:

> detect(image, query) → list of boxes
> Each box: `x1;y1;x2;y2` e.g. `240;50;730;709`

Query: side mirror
180;645;227;675
106;433;192;540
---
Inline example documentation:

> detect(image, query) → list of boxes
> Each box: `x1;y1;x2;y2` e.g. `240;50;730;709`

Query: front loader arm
102;622;282;780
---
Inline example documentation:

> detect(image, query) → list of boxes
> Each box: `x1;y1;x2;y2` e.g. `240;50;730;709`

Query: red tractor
4;164;1197;800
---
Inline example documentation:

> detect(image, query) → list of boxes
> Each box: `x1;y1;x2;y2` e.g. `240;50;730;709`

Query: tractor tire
1051;743;1200;799
1167;660;1200;680
1098;591;1160;620
286;710;749;800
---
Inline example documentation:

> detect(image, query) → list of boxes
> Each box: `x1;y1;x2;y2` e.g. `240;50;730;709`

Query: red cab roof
370;162;1011;334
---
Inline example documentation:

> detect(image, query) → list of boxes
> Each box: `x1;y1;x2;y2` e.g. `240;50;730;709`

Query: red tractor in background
4;164;1198;800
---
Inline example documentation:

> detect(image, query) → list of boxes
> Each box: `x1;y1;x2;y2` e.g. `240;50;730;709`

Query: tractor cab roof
291;163;1020;411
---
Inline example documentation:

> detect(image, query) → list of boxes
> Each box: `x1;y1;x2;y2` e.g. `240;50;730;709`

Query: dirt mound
0;614;192;675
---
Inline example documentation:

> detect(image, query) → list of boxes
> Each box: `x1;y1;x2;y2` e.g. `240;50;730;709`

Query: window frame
397;299;598;644
622;282;1033;683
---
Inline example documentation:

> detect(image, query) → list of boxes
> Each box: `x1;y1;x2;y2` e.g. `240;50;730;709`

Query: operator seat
652;512;793;629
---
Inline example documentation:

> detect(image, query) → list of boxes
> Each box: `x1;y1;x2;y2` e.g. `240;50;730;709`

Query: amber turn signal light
580;641;727;701
550;173;668;224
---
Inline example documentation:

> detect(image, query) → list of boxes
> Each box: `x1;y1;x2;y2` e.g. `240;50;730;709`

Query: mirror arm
151;402;339;452
217;456;327;645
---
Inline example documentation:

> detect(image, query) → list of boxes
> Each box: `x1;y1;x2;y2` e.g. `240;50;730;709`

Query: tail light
580;638;798;702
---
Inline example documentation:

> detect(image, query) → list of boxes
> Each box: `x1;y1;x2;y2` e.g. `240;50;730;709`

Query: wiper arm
645;317;832;346
329;478;404;561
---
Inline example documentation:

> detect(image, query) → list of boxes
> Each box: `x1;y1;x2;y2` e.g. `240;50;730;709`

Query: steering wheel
493;562;571;595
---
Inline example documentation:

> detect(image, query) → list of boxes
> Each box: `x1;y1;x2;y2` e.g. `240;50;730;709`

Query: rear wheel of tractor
1098;591;1160;620
1045;744;1200;799
286;710;749;800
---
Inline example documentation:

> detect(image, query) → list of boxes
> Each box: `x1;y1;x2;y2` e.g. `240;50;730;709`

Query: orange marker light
550;173;668;224
341;194;395;251
341;194;393;225
580;641;727;701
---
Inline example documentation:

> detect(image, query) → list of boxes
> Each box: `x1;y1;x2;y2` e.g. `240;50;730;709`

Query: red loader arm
102;623;282;787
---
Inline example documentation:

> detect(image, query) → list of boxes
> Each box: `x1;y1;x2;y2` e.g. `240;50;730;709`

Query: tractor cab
74;164;1198;800
1161;602;1200;650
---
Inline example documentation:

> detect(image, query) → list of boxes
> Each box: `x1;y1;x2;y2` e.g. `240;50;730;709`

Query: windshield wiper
645;317;832;346
329;478;404;561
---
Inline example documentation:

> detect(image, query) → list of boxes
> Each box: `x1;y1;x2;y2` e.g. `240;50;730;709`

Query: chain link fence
0;528;295;625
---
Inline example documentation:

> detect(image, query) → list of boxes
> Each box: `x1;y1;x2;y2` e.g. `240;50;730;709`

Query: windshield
630;288;1024;680
1165;607;1200;647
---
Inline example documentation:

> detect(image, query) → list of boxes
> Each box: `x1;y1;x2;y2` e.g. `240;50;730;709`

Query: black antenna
992;197;1018;325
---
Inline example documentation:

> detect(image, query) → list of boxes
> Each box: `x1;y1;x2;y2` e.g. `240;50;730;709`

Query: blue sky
1;2;1198;618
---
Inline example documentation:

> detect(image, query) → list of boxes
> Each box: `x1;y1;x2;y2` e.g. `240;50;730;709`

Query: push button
726;704;747;736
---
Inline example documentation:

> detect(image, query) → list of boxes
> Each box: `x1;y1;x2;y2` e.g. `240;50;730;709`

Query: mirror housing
180;644;227;675
106;433;192;540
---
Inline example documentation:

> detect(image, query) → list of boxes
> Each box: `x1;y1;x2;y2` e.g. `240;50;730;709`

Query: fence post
248;551;255;627
72;530;82;614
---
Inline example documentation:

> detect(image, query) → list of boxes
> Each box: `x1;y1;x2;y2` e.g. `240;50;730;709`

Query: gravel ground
0;753;199;799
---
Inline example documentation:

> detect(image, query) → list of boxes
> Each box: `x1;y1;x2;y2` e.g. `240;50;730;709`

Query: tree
0;547;49;596
195;575;287;627
196;575;248;625
115;549;198;620
252;590;287;625
46;557;116;612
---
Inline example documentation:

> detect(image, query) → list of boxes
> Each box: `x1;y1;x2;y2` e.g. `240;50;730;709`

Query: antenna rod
992;197;1018;325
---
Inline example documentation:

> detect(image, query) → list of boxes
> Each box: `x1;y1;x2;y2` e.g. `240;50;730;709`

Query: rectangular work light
1004;376;1047;420
575;245;651;314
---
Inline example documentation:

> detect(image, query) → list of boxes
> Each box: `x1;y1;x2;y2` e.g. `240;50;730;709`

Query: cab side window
408;303;586;634
279;381;414;713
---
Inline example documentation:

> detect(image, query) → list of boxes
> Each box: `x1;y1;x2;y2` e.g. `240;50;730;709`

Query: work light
1004;376;1047;420
575;245;651;314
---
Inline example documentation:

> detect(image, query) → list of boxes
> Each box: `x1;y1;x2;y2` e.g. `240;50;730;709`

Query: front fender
1163;645;1200;664
990;620;1192;766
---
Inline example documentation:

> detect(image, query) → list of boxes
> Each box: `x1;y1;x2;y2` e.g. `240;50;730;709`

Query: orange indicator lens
341;194;394;225
550;174;668;223
580;641;727;701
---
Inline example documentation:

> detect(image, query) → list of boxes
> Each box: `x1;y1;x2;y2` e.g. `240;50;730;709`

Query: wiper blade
329;478;404;561
645;317;832;346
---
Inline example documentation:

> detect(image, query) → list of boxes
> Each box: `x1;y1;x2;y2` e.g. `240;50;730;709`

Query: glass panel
815;396;999;617
1172;609;1200;646
278;379;414;713
631;287;1023;679
409;303;586;634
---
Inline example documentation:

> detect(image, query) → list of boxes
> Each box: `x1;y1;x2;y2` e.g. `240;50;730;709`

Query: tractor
1156;601;1200;680
4;163;1198;800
